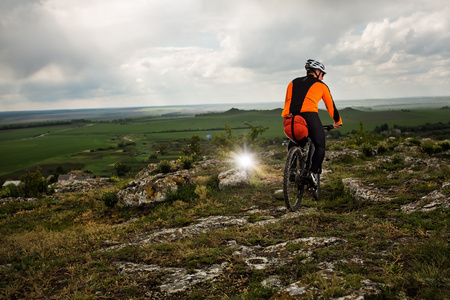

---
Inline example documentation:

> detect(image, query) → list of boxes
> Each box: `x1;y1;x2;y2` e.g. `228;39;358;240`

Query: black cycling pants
287;112;325;174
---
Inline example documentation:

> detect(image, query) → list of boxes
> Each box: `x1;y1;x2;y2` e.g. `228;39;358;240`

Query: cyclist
281;59;342;187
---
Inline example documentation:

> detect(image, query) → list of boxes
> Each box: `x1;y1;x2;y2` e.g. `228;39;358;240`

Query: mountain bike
283;125;335;211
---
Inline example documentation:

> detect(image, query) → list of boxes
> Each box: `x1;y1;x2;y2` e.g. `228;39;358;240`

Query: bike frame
304;139;315;175
283;125;335;211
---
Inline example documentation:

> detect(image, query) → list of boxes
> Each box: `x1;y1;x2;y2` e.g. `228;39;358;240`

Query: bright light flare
235;152;254;170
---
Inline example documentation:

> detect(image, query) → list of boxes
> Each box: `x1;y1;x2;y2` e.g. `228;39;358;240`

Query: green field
0;107;449;180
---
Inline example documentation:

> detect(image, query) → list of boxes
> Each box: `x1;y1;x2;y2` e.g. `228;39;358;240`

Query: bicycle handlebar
323;125;335;131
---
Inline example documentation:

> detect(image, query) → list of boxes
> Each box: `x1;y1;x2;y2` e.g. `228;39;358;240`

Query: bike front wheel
283;147;306;211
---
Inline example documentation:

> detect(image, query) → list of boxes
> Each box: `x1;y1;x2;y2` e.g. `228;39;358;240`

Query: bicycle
283;125;335;211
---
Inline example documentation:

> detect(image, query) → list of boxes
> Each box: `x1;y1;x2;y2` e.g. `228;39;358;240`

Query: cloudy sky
1;0;449;111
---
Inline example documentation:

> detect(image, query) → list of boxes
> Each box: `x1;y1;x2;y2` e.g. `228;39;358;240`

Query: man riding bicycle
282;59;342;187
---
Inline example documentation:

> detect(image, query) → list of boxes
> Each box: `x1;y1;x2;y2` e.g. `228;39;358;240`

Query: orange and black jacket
281;75;342;124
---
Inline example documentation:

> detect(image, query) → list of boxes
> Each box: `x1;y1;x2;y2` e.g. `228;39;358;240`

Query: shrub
206;174;220;192
49;165;67;183
101;191;119;208
1;186;11;198
183;135;202;159
0;184;20;198
439;140;450;151
392;155;404;165
154;144;167;155
374;123;389;133
346;122;379;147
406;137;421;146
243;122;269;147
0;187;9;198
180;156;193;169
377;143;388;155
420;140;442;155
107;176;119;182
212;125;235;150
114;162;131;177
158;160;172;174
329;143;343;151
336;153;358;164
166;183;198;203
383;155;405;171
361;143;374;157
20;166;48;198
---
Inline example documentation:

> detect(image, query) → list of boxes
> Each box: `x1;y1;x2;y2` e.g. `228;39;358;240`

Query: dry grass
0;138;449;299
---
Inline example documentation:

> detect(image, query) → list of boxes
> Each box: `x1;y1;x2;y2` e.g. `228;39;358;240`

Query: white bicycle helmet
305;59;326;74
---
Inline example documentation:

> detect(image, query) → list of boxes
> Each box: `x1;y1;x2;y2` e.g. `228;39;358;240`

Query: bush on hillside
0;184;20;198
345;122;380;149
101;190;119;208
182;135;202;161
114;162;131;177
156;160;172;174
421;140;442;155
166;183;199;203
212;123;269;153
179;155;193;169
439;140;450;151
376;142;388;155
212;125;235;150
405;137;421;146
154;144;167;155
243;122;269;147
20;166;48;198
206;173;220;192
361;143;374;157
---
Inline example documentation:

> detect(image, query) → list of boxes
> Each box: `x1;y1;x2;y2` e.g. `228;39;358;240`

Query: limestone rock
114;261;228;295
342;177;393;202
274;189;283;199
117;170;191;207
401;181;450;213
218;168;249;190
0;197;38;206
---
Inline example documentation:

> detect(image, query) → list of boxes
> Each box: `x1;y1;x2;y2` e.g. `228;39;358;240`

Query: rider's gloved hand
333;122;342;129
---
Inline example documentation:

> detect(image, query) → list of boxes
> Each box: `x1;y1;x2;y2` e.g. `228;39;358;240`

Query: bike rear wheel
283;147;307;211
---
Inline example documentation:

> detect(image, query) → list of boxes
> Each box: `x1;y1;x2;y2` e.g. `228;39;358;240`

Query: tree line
0;119;92;130
374;121;450;135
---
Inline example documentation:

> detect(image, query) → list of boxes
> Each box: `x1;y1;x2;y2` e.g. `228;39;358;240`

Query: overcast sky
1;0;449;111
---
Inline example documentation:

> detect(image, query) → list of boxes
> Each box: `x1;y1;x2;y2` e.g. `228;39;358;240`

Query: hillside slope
0;136;449;299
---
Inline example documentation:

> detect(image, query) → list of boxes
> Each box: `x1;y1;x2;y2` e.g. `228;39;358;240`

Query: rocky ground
96;142;449;298
2;138;448;299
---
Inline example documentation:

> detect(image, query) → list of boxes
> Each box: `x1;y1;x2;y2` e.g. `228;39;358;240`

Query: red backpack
283;115;308;141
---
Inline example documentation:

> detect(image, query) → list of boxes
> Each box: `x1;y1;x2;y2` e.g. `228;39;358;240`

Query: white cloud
324;6;450;99
0;0;449;111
